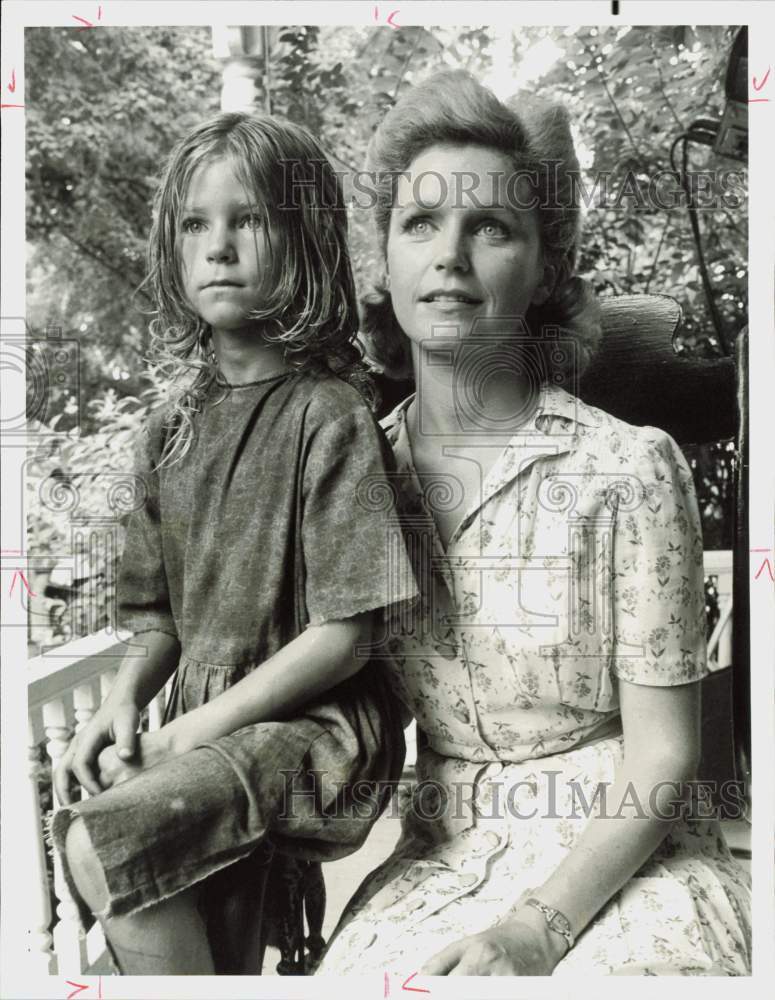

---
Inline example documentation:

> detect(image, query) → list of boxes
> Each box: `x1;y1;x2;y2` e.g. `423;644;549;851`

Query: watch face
550;912;572;936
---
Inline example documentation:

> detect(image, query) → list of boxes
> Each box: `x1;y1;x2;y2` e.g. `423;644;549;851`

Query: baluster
26;719;56;974
73;682;97;735
100;668;117;706
44;697;85;973
73;683;97;800
717;607;733;672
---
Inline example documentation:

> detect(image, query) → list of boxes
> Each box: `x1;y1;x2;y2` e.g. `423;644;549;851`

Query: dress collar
381;384;602;550
381;383;601;440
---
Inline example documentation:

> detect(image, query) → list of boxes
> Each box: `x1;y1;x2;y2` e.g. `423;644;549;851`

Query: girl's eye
402;216;433;236
240;214;262;231
181;218;205;235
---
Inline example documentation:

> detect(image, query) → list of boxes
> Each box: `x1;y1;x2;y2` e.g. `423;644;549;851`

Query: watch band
524;897;575;952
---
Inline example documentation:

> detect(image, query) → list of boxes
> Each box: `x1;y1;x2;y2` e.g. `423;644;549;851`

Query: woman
316;70;751;977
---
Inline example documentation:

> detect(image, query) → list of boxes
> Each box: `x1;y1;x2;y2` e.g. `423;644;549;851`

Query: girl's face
386;143;553;354
179;156;274;337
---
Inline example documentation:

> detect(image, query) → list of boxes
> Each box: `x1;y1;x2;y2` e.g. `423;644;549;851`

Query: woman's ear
531;263;556;307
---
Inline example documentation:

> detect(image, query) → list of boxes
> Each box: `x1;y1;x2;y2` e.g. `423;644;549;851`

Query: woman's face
386;144;552;354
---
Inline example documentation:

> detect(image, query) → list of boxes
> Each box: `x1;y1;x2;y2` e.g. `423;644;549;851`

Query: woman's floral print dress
317;385;751;977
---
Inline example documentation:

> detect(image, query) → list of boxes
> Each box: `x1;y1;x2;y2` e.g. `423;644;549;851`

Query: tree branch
391;29;425;101
581;38;645;165
649;38;685;133
644;213;672;293
56;225;151;303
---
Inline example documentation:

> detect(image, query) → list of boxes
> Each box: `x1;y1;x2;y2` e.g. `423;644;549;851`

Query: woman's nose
433;228;469;272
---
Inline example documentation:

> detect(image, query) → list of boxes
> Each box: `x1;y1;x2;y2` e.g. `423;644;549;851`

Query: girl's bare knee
65;817;109;916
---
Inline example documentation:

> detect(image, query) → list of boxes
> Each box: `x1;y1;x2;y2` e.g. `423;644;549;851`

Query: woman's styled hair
361;69;601;386
142;112;371;466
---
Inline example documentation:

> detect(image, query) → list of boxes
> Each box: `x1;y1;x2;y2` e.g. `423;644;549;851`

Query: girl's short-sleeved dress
316;385;751;977
52;372;418;970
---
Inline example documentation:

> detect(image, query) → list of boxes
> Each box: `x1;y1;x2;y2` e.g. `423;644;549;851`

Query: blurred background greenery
25;23;746;650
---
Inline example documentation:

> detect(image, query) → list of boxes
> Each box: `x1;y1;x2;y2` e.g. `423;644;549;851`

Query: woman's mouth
419;291;482;305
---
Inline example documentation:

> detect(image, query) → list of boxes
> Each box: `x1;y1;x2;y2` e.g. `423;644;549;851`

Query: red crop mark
754;558;774;582
749;67;771;102
1;69;23;109
8;570;36;598
402;972;430;993
384;971;390;996
65;983;88;1000
72;6;103;29
373;5;401;29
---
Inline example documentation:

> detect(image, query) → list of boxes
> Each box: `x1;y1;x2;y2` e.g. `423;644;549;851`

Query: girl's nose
206;225;236;263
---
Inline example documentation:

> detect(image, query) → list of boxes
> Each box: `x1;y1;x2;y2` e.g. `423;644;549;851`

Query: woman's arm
54;631;180;802
422;677;701;975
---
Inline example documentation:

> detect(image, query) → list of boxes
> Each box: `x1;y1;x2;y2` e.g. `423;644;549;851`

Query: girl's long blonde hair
141;112;372;466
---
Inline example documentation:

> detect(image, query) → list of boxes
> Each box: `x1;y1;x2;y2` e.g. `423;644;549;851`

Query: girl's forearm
161;614;372;754
526;754;697;940
108;631;181;709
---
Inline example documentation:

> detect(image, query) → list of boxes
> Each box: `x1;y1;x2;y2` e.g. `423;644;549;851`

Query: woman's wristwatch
524;897;575;953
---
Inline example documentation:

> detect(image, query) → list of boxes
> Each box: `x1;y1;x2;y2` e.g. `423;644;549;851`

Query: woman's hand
420;911;567;976
53;702;142;804
96;729;176;790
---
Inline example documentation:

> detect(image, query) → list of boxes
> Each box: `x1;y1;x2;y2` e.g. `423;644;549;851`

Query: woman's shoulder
564;392;688;474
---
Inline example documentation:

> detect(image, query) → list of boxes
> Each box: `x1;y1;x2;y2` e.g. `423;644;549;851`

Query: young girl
51;113;417;975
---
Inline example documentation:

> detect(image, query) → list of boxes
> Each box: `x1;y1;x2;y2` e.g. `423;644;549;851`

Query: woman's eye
477;220;509;238
240;214;262;231
181;219;205;235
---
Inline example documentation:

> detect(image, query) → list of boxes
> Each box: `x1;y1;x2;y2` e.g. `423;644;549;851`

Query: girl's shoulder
297;373;377;430
131;401;179;466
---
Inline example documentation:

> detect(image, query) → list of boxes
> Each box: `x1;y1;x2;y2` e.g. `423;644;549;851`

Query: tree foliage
26;23;746;635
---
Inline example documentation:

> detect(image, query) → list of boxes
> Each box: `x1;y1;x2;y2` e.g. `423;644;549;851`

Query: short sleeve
301;406;419;627
611;428;708;686
117;418;178;639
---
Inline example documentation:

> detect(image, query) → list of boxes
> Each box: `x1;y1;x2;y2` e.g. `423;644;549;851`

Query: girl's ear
531;262;556;307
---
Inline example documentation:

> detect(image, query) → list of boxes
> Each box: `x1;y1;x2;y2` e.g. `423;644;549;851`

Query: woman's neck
211;328;292;385
408;341;537;441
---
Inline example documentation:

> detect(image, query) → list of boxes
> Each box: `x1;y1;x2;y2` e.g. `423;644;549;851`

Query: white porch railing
704;549;733;671
26;551;732;976
27;628;169;976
